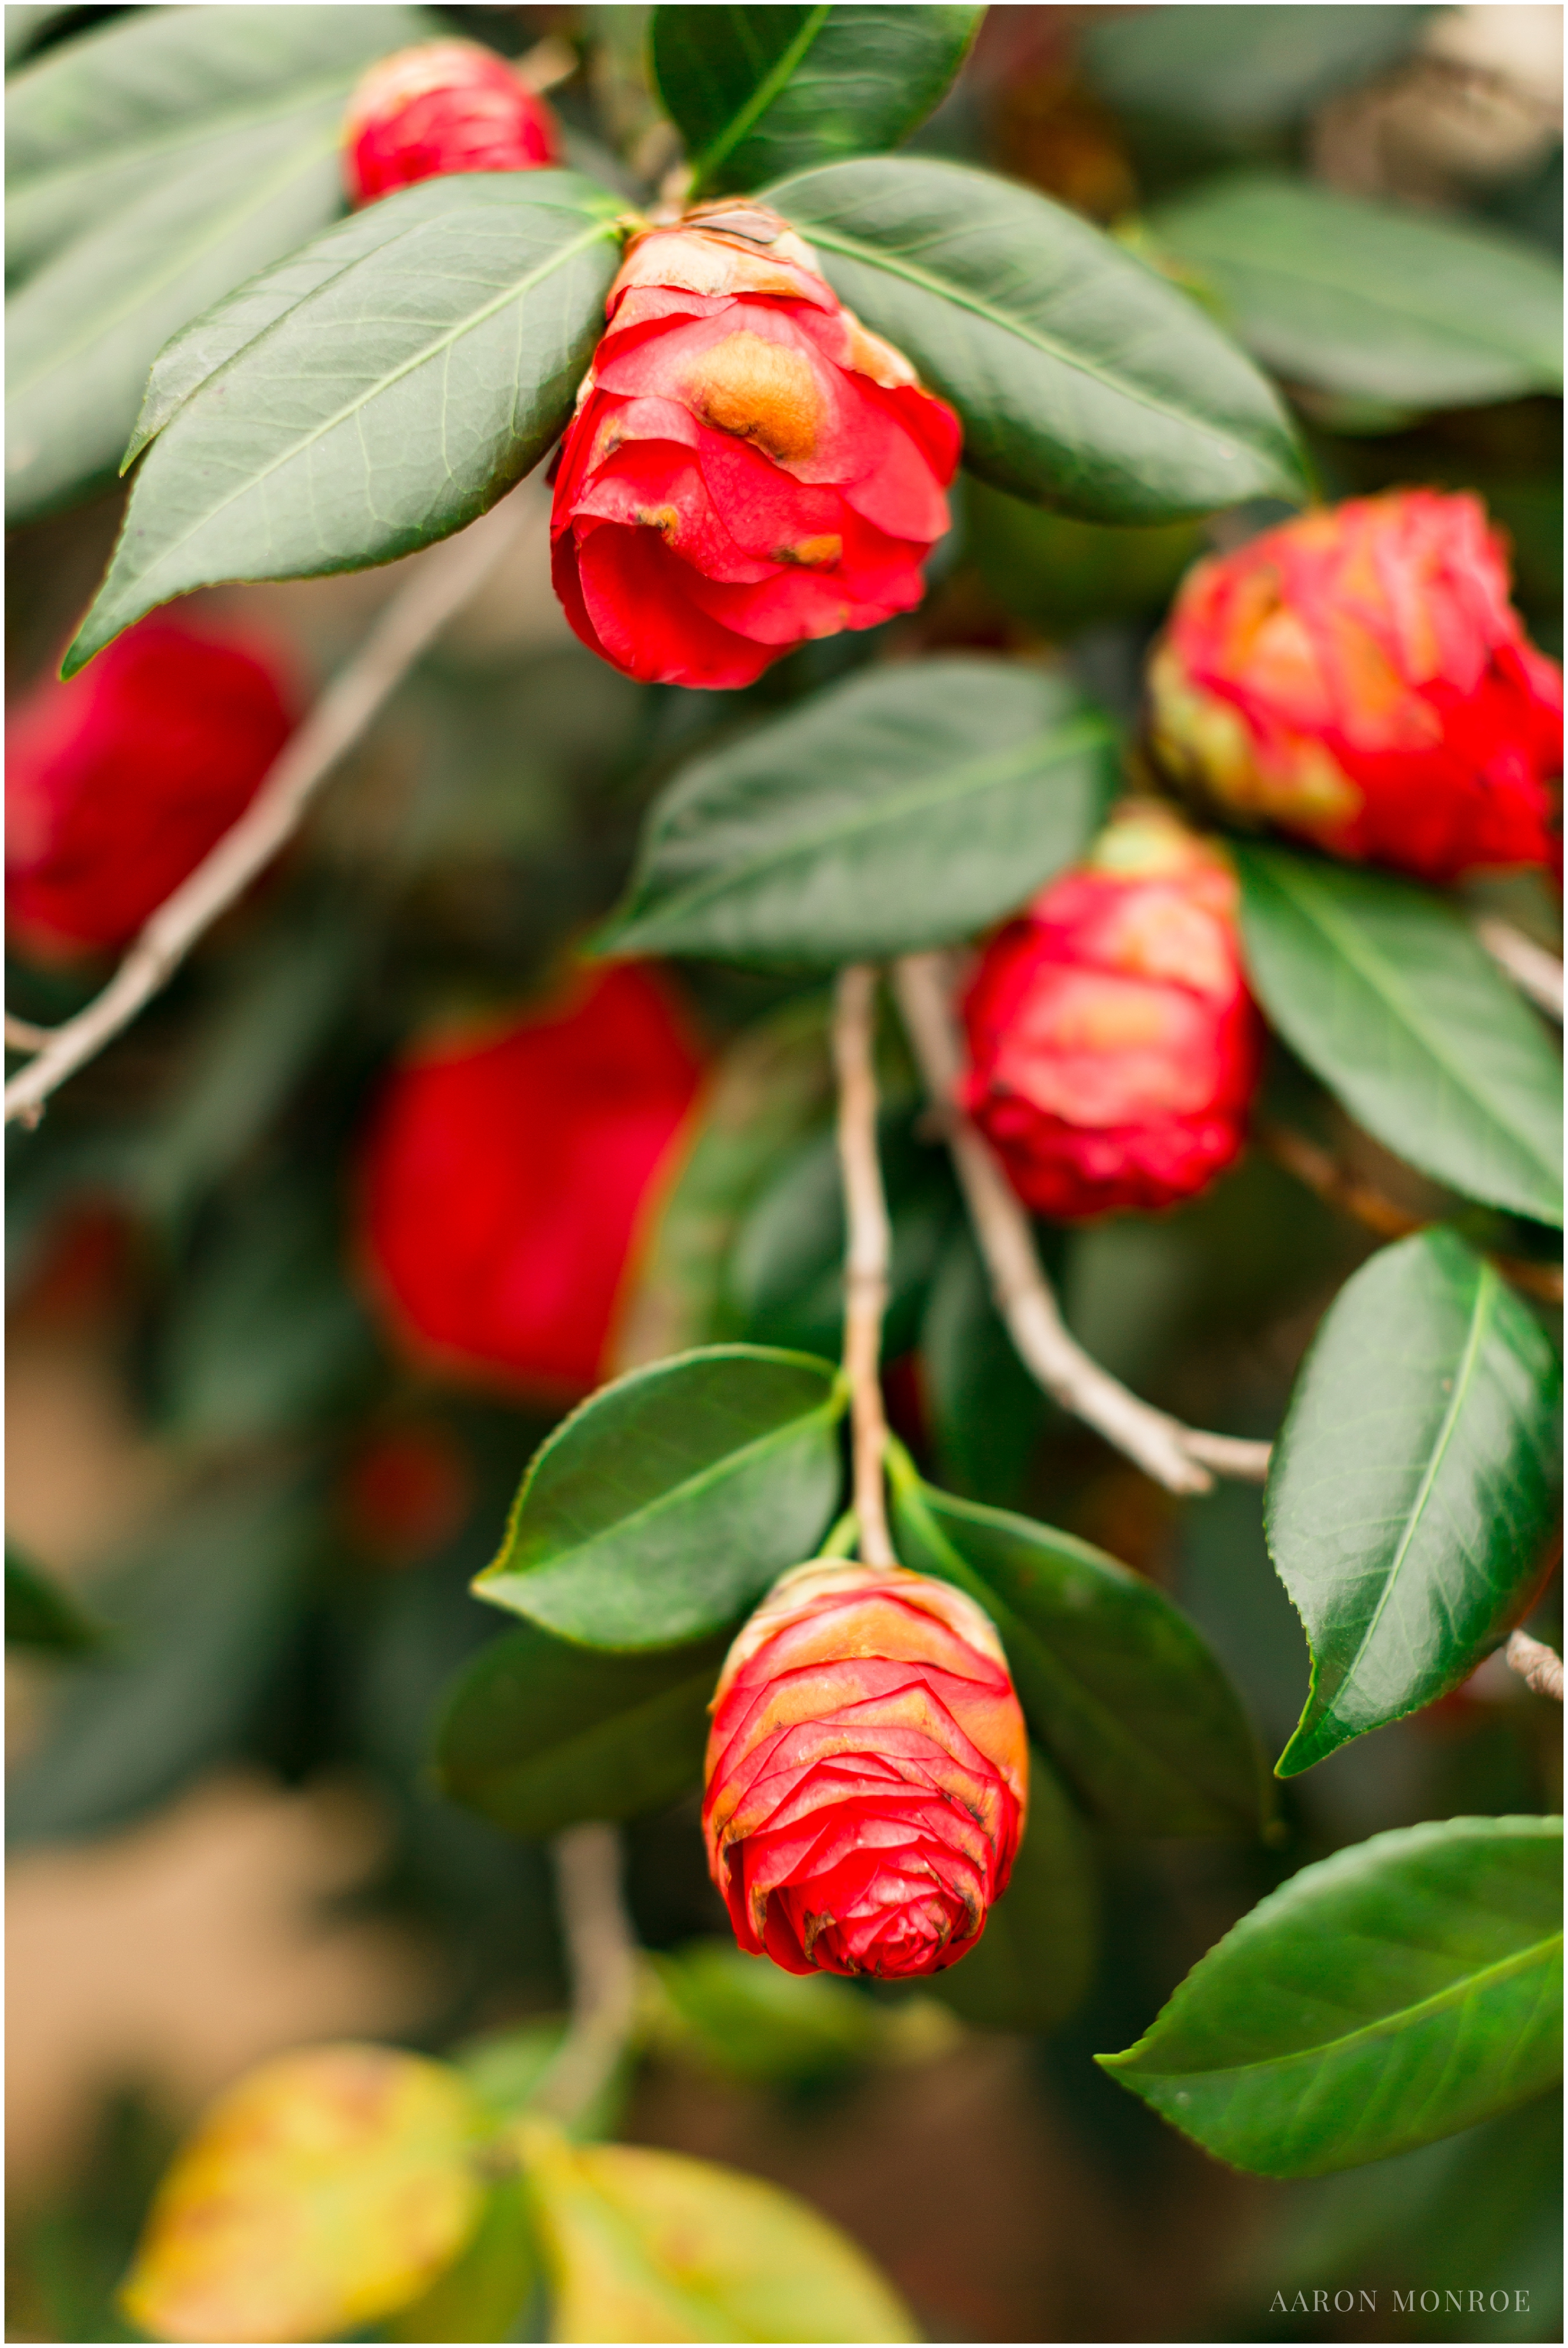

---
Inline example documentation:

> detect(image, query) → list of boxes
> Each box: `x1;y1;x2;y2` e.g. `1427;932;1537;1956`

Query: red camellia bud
549;203;961;689
342;40;560;205
359;963;702;1398
702;1558;1027;1980
1147;489;1564;884
961;804;1262;1220
6;615;293;961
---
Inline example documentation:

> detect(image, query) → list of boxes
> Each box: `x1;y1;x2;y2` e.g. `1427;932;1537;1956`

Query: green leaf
764;157;1309;521
434;1621;727;1839
729;1109;955;1361
519;2117;918;2342
120;2045;489;2344
596;659;1115;967
4;6;435;523
1098;1816;1564;2177
473;1345;845;1650
650;4;980;198
928;1748;1098;2034
1082;5;1428;139
5;1543;103;1653
1267;1228;1563;1776
919;1222;1049;1507
1153;174;1564;409
64;171;624;671
6;4;430;275
1236;846;1564;1229
888;1454;1265;1837
651;1940;904;2089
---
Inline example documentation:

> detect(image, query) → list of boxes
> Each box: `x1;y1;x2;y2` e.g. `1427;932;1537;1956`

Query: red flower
961;805;1262;1220
550;203;960;689
342;40;560;205
703;1558;1027;1980
1147;490;1563;884
6;615;293;961
359;963;702;1398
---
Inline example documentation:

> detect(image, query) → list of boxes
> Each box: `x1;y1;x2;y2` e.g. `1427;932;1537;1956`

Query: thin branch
1474;916;1564;1022
832;965;897;1566
4;1014;54;1053
1505;1628;1564;1703
4;490;539;1126
533;1823;642;2126
1261;1118;1565;1306
892;952;1273;1495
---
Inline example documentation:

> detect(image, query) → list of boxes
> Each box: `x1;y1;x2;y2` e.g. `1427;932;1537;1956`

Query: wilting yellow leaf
120;2043;488;2343
518;2116;915;2344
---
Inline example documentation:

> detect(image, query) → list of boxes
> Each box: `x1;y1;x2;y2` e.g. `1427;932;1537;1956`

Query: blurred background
6;6;1562;2340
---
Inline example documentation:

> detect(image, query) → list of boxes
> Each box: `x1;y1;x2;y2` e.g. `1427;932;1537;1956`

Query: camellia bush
5;6;1563;2343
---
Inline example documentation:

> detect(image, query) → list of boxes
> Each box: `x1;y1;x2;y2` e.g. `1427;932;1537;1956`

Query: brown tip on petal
684;332;824;465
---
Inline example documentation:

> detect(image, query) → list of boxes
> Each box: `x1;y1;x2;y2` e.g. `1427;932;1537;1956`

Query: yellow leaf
518;2116;916;2344
120;2043;488;2344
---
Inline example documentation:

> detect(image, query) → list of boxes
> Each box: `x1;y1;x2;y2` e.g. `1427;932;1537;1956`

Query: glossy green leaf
919;1223;1049;1507
651;4;980;198
434;1621;727;1839
889;1454;1265;1836
1268;1228;1563;1775
597;659;1114;967
1237;846;1564;1229
520;2117;918;2342
1099;1816;1564;2177
473;1345;845;1650
765;157;1309;521
1082;6;1427;137
6;4;428;275
5;6;433;522
120;2045;488;2343
65;171;624;670
5;1544;103;1653
1154;175;1564;409
929;1749;1098;2035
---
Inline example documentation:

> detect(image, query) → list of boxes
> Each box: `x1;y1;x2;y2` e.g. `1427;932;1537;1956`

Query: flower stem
832;965;896;1567
533;1824;641;2126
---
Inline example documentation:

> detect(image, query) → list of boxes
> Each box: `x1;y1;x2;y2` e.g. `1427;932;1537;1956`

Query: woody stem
832;964;896;1568
533;1824;642;2125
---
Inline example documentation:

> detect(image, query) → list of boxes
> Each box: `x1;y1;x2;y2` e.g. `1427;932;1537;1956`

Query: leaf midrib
1170;217;1559;363
796;208;1266;449
691;3;833;189
93;210;620;600
1323;1257;1499;1712
8;115;342;397
1121;1927;1562;2085
490;1394;839;1597
618;717;1108;938
1254;857;1561;1187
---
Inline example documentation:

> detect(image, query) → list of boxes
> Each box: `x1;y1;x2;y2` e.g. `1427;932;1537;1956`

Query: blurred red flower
342;40;560;205
703;1558;1027;1980
550;203;960;689
359;963;702;1398
6;615;294;961
961;804;1261;1220
1147;489;1563;883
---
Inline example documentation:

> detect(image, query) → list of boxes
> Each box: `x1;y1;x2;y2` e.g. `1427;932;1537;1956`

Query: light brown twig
534;1824;642;2126
4;1014;54;1053
832;965;897;1564
4;490;539;1127
1474;916;1564;1022
892;952;1273;1495
1505;1628;1565;1703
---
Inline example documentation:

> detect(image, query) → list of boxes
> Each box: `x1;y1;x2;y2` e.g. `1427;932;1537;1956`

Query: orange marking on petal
683;331;824;465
